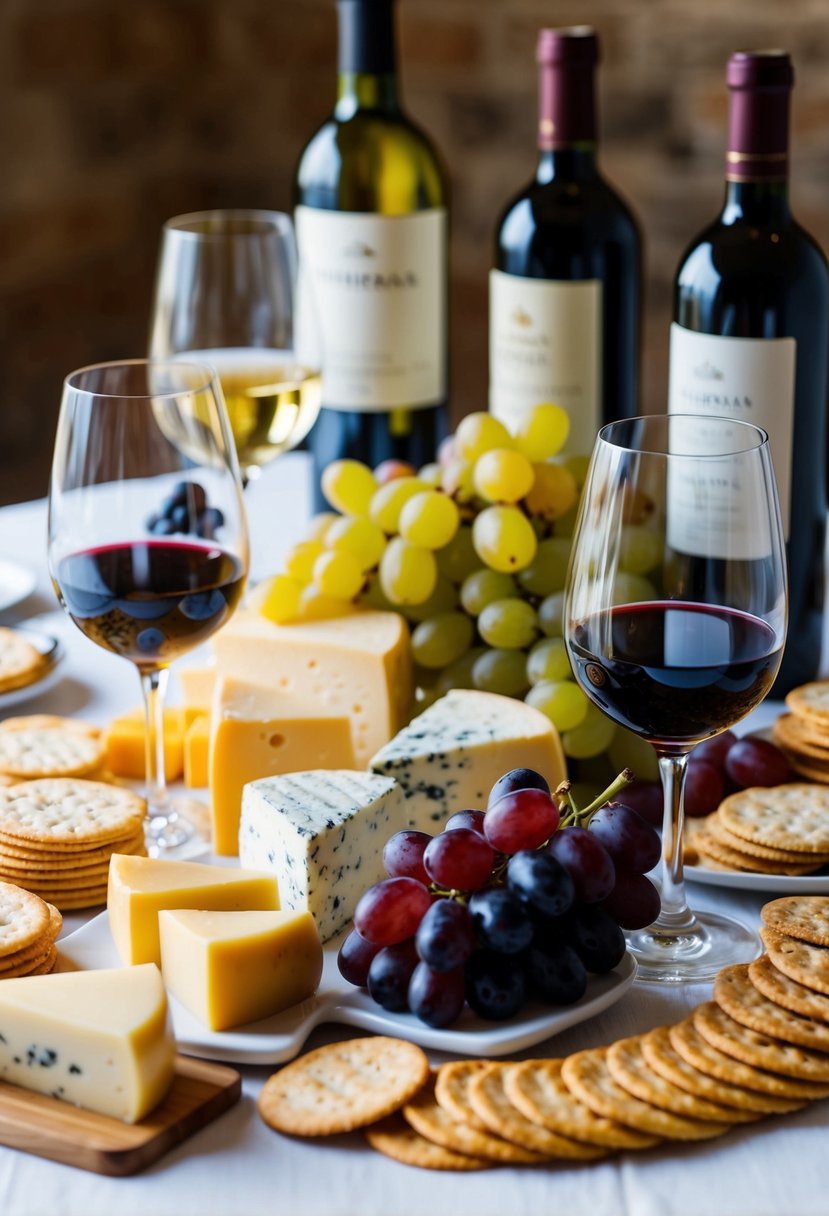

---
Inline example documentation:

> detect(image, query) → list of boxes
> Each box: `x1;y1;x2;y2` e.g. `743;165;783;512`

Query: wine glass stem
656;752;696;933
140;666;170;819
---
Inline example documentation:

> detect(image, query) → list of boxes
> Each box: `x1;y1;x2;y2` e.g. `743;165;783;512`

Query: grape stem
557;768;635;829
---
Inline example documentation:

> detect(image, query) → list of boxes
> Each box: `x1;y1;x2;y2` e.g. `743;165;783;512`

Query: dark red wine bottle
491;27;641;451
669;51;829;696
294;0;449;506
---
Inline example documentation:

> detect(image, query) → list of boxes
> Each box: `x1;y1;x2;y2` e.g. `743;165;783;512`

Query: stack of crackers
257;896;829;1171
0;628;53;696
774;681;829;782
686;784;829;876
0;880;62;979
0;777;146;910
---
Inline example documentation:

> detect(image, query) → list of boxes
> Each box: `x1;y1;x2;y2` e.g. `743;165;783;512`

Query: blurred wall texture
2;0;829;503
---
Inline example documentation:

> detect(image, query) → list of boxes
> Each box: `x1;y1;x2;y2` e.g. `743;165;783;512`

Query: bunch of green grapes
256;405;660;780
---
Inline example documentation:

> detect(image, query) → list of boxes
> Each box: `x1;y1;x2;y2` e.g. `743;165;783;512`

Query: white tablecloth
1;454;828;1216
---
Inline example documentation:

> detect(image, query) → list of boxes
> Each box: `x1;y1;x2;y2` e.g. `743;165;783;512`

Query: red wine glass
48;359;249;853
564;414;787;981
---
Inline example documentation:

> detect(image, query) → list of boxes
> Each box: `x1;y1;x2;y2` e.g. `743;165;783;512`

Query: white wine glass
149;209;321;486
48;359;249;853
564;415;787;982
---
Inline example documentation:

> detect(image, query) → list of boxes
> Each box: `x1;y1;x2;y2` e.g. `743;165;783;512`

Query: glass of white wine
149;209;321;485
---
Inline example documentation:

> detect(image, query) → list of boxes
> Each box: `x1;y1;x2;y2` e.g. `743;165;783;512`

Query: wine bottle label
488;271;602;455
668;324;795;544
295;206;447;412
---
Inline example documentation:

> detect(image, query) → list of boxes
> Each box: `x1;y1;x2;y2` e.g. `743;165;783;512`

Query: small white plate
0;560;37;615
0;627;64;711
685;865;829;895
59;912;637;1065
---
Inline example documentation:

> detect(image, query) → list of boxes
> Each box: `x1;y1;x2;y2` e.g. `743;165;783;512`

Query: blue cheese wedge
238;770;406;942
370;689;567;831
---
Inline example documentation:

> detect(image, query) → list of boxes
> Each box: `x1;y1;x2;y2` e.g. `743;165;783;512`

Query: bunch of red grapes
338;767;661;1028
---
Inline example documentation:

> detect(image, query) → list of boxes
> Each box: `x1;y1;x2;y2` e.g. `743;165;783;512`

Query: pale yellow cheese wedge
183;713;210;788
0;964;175;1123
209;675;356;855
158;909;323;1031
108;853;279;966
105;707;185;782
210;609;412;766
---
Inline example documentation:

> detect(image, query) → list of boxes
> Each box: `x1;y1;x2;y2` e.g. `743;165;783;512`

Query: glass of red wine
48;359;249;853
564;414;787;982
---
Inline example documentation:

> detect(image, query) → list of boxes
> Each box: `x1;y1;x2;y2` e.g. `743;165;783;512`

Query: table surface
1;454;828;1216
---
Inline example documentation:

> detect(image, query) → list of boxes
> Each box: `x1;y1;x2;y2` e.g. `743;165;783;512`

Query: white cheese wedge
370;689;567;831
239;771;406;942
0;964;175;1123
210;609;412;765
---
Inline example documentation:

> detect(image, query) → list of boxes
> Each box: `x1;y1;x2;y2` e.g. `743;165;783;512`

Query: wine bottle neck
536;26;598;155
536;146;598;183
722;179;791;224
336;0;399;115
723;50;792;197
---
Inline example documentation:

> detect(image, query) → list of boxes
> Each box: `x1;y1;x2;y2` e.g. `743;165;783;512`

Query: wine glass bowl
564;414;787;982
48;359;249;852
149;209;321;485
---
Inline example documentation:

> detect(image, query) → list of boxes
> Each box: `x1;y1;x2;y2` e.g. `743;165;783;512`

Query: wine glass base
145;799;208;857
627;910;761;983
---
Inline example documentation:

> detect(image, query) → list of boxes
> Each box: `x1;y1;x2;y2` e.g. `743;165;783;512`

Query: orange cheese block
105;708;185;782
183;714;210;789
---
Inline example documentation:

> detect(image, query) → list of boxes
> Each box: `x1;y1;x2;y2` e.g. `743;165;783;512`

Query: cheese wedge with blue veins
369;689;566;831
238;770;406;942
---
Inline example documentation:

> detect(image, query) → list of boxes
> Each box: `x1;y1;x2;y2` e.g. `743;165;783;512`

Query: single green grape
435;647;486;695
418;462;443;488
524;462;578;521
526;637;572;685
321;459;377;516
472;505;537;573
612;571;656;605
459;568;517;615
403;575;458;623
255;574;303;625
477;598;539;649
455;412;513;462
399;490;460;550
538;591;566;638
312;550;364;600
285;540;324;583
359;574;396;612
325;515;386;572
473;448;534;505
302;512;339;542
561;703;617;759
435;526;480;584
513;404;570;463
619;525;662;576
411;611;474;669
379;537;438;606
516;537;571;596
472;648;531;697
369;477;427;534
525;679;589;733
607;726;660;783
440;459;476;503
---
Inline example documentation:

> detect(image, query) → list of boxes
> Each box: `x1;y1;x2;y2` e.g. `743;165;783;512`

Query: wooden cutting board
0;1054;242;1176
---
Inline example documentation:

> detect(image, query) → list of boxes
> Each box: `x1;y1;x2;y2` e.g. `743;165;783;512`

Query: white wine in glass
149;210;321;484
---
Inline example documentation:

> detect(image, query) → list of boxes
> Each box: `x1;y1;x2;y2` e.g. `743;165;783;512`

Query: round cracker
258;1036;429;1136
365;1113;490;1171
0;630;48;692
561;1048;726;1141
694;832;817;876
467;1064;607;1159
0;726;105;780
774;714;829;761
403;1075;545;1165
749;955;829;1022
641;1026;787;1116
715;964;829;1053
761;896;829;947
670;1016;821;1100
0;880;51;954
693;1002;829;1083
786;681;829;724
718;785;829;853
504;1058;660;1150
434;1060;491;1132
706;813;829;864
0;830;145;863
606;1035;741;1123
761;927;829;995
0;779;145;847
37;889;108;911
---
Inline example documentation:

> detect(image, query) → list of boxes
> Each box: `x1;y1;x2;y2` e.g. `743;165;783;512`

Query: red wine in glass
569;601;783;750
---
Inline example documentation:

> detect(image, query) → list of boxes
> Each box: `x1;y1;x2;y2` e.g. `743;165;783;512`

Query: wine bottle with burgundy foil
294;0;449;503
490;27;641;452
669;51;829;695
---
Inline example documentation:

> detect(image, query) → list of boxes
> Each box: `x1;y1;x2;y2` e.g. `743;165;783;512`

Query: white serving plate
0;627;64;710
685;864;829;895
59;911;637;1065
0;560;37;615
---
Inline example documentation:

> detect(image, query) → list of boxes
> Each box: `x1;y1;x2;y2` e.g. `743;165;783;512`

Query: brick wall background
2;0;828;504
